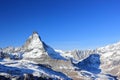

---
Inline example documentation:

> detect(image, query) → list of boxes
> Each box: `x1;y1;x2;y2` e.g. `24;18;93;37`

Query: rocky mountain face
68;42;120;79
0;32;120;80
22;32;44;50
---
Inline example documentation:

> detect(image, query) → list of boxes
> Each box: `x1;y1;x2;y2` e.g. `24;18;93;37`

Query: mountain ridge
0;32;120;80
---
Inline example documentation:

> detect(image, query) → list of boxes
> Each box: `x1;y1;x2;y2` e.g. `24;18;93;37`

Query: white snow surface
23;48;46;58
0;59;71;80
97;41;120;53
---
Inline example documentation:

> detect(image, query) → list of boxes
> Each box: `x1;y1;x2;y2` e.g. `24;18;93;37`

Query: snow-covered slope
96;42;120;79
68;42;120;79
0;59;71;80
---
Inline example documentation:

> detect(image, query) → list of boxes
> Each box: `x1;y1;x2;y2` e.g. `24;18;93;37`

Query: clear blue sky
0;0;120;50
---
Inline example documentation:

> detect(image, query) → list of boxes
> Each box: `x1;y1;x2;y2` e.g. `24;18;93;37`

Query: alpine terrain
0;32;119;80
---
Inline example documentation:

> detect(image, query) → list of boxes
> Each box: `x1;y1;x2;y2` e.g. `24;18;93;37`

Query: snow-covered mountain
0;32;72;80
22;32;44;50
21;32;66;60
0;32;120;80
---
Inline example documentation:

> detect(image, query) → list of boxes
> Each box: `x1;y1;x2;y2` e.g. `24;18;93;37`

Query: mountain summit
22;32;47;58
22;32;66;60
23;32;44;50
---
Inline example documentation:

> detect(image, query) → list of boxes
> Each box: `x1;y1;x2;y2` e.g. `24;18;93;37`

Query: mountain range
0;32;119;80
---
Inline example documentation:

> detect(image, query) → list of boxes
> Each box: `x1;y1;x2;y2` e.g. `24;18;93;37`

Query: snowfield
0;59;71;80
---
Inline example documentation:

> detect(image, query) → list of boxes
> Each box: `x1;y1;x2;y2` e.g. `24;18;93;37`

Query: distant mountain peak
33;31;38;34
22;32;44;50
32;31;41;40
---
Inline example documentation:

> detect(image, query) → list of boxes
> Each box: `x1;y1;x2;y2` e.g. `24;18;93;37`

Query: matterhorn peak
32;31;41;40
22;32;44;50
